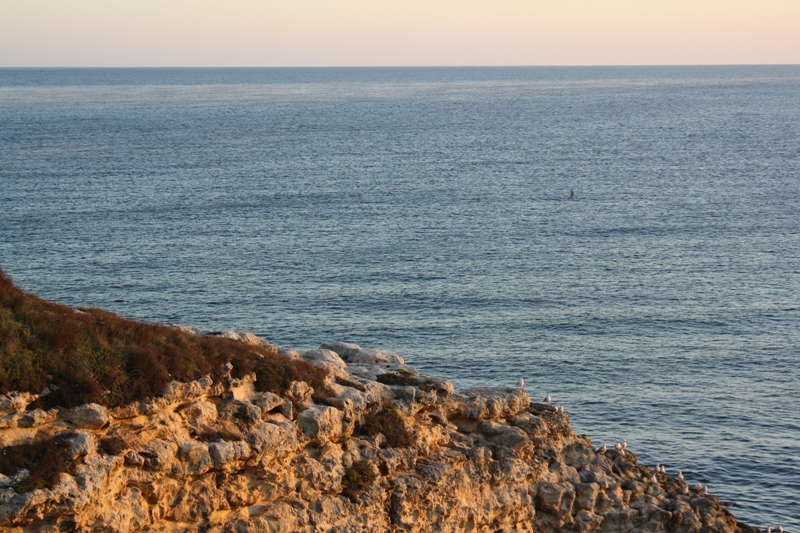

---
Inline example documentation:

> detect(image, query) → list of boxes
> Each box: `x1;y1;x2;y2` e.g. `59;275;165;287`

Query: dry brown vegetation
357;405;411;448
0;267;330;409
0;433;73;493
341;460;377;500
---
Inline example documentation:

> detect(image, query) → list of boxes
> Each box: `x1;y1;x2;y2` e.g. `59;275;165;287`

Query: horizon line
3;63;799;70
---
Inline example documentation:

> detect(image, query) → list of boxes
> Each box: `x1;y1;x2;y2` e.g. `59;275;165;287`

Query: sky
1;0;798;67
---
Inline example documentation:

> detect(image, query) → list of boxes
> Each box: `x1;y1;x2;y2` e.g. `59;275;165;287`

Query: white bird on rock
544;393;552;403
650;474;657;483
598;443;607;453
622;439;628;449
682;485;689;494
677;471;684;481
517;377;525;387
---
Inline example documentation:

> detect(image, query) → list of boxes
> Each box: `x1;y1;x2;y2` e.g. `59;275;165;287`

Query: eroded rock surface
0;338;759;533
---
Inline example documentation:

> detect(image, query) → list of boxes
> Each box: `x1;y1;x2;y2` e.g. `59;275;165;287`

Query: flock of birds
517;378;785;533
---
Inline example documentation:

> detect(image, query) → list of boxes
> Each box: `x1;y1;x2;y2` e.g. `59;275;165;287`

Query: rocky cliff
0;335;759;533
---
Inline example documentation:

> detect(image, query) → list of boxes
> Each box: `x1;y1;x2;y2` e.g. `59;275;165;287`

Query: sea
1;66;798;528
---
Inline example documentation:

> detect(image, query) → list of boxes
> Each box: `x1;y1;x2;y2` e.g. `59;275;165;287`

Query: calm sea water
1;66;799;528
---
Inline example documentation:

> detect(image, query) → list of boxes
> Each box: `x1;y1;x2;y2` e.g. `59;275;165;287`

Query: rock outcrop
0;337;758;533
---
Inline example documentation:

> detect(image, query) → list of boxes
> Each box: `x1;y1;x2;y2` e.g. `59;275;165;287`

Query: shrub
0;433;72;493
342;460;376;496
357;405;411;448
253;357;333;402
0;266;331;408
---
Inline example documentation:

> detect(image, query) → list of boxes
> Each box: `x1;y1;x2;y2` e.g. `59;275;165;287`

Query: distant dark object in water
569;189;575;200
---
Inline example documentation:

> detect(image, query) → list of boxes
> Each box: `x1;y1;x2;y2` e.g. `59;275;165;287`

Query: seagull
649;474;657;483
618;448;626;456
622;439;628;449
677;471;684;481
598;443;607;453
517;377;525;387
777;526;783;533
614;442;622;451
682;485;689;494
659;465;666;474
544;393;552;403
556;405;565;413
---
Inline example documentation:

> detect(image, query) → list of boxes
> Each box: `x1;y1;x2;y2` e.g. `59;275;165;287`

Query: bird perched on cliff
622;439;628;449
598;443;607;453
544;393;552;403
650;474;657;484
677;471;684;481
682;485;689;494
516;377;524;387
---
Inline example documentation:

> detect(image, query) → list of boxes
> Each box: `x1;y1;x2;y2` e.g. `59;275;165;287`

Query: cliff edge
0;269;760;532
1;335;758;533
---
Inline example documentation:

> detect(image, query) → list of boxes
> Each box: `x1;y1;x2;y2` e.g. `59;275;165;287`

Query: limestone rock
67;431;96;458
286;380;314;410
322;341;405;365
0;392;37;414
141;439;177;471
178;442;212;475
298;405;343;445
16;408;57;428
301;348;347;371
208;439;251;467
0;342;758;533
444;386;530;421
64;403;110;429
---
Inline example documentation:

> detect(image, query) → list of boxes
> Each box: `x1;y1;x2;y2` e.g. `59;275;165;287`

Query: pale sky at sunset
1;0;798;67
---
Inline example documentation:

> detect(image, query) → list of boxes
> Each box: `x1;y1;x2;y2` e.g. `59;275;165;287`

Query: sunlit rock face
0;339;755;533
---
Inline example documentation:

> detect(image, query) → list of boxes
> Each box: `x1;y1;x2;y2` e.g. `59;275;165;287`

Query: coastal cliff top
0;267;763;532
